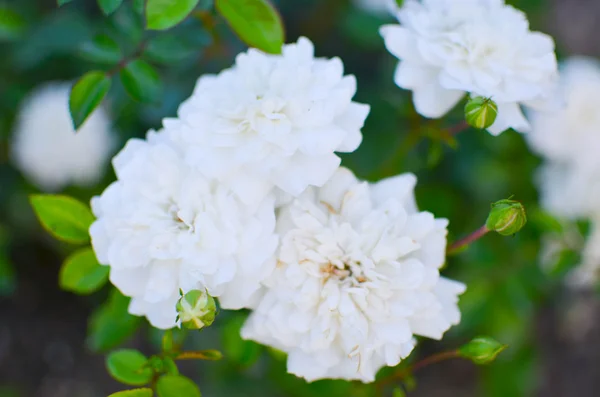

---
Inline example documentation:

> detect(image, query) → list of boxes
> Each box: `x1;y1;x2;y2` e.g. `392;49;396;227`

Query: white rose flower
527;57;600;164
164;37;370;206
89;132;278;329
242;167;464;382
380;0;558;135
11;83;115;191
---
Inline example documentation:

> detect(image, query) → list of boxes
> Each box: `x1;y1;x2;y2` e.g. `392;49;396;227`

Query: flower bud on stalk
458;336;507;365
465;97;498;129
486;199;527;236
176;290;216;330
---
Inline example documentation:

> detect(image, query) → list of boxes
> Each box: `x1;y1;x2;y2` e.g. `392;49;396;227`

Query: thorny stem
447;224;490;255
376;350;461;394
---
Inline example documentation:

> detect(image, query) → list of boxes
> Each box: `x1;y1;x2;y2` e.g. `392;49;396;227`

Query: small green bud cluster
458;336;507;365
486;199;527;236
465;96;498;129
176;289;217;330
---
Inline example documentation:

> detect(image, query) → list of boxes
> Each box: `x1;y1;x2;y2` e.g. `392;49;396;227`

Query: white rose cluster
380;0;558;135
242;168;464;382
90;38;464;382
526;57;600;287
11;83;115;191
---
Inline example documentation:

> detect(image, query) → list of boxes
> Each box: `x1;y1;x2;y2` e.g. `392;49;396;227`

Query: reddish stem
376;350;461;392
447;225;489;255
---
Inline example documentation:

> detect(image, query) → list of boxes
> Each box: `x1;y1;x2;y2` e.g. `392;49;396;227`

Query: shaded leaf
80;34;121;64
69;71;111;129
120;60;161;103
87;289;142;352
156;375;201;397
60;247;109;294
0;7;26;41
222;313;262;367
98;0;124;15
107;349;153;386
29;195;94;244
144;34;198;64
146;0;200;30
215;0;284;54
58;0;75;5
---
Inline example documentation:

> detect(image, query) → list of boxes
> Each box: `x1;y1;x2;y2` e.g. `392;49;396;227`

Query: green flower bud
465;96;498;129
485;199;527;236
176;290;216;330
458;336;507;365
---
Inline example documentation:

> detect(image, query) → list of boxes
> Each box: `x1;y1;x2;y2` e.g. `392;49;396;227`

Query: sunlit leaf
29;195;94;244
215;0;284;54
107;349;153;386
69;71;111;129
146;0;200;30
59;247;108;294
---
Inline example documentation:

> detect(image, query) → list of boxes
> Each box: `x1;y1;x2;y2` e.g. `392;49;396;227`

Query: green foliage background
0;0;595;396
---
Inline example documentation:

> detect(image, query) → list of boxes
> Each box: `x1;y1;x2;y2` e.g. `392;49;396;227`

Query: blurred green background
1;0;600;396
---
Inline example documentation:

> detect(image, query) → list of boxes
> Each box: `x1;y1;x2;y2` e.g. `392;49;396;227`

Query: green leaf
80;34;122;64
222;313;262;367
162;357;179;375
215;0;285;54
146;0;200;30
0;7;26;41
392;388;406;397
98;0;124;15
108;389;153;397
156;375;201;397
144;34;198;64
29;195;95;244
88;289;142;352
69;71;111;130
59;247;109;294
107;349;153;386
58;0;74;5
133;0;145;14
0;228;15;297
120;60;161;103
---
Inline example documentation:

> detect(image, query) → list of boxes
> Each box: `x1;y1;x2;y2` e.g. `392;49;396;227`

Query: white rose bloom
242;167;464;382
380;0;558;135
11;83;115;191
89;132;278;329
527;57;600;164
164;37;370;206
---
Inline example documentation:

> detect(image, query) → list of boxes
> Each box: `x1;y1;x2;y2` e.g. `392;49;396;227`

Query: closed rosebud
176;290;216;330
485;199;527;236
465;96;498;129
458;336;507;365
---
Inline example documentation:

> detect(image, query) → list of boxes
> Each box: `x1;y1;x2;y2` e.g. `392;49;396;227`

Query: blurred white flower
164;37;370;207
89;132;278;329
11;83;115;191
569;220;600;288
527;58;600;164
353;0;399;16
242;167;464;382
380;0;558;135
530;58;600;220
